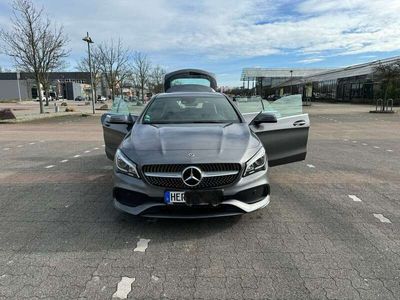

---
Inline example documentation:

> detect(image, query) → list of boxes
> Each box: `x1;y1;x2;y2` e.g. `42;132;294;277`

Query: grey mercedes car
101;69;309;218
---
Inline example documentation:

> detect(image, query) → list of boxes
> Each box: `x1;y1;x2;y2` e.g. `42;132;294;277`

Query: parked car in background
267;94;280;101
97;95;107;102
38;96;53;101
49;92;57;100
128;96;139;102
74;96;84;101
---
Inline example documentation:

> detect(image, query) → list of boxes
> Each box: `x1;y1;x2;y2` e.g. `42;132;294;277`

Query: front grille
142;163;241;189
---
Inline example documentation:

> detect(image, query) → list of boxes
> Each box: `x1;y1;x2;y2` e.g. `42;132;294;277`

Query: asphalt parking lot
0;103;399;299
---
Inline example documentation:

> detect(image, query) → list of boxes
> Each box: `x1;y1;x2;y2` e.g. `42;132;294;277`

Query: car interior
143;97;239;123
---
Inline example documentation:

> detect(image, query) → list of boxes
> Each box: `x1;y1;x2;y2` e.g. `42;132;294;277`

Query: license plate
164;191;185;204
185;190;223;206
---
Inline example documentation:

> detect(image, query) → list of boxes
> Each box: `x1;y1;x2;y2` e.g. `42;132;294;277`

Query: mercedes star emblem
182;166;203;187
188;152;195;158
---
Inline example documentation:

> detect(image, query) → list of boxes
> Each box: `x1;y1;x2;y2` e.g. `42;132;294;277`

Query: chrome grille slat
142;163;241;189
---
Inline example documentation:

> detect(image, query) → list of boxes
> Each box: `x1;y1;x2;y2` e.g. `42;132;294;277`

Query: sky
0;0;400;87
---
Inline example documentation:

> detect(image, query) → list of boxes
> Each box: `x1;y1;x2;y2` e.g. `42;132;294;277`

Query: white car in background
97;96;107;102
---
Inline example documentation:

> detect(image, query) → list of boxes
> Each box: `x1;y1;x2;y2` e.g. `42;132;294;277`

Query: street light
16;71;22;102
290;70;293;95
82;32;95;114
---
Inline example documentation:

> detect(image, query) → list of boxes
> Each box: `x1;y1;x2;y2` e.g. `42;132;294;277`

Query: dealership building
240;68;328;98
0;72;106;100
241;56;400;104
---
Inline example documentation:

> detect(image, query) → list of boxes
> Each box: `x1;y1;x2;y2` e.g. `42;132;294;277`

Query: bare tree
0;0;68;113
132;51;151;102
374;61;400;111
38;23;68;106
77;47;102;102
97;39;130;101
149;65;166;94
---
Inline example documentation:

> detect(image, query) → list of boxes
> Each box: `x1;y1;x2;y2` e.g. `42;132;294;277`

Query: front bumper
113;168;270;218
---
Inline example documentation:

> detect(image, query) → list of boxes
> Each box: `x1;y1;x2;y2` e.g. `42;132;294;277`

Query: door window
236;94;303;118
109;97;145;115
235;97;264;113
264;94;303;118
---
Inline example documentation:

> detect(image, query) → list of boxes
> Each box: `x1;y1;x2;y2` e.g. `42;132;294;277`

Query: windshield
142;95;241;124
171;78;211;87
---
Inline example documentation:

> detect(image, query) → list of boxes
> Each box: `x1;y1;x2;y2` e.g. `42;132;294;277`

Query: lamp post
290;70;293;95
16;71;22;102
82;32;95;114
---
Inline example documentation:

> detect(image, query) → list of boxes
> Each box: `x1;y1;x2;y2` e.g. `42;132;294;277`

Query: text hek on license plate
164;191;185;204
164;190;223;205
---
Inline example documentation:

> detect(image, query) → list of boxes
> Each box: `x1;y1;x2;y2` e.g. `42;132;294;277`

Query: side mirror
251;112;277;126
106;114;135;124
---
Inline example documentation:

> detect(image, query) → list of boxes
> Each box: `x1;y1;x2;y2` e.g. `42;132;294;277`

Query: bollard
54;102;59;113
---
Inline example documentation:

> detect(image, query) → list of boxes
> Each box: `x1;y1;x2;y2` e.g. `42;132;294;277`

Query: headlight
115;149;140;178
243;148;267;177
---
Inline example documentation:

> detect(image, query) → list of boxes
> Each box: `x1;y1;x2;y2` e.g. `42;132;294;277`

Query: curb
0;112;98;124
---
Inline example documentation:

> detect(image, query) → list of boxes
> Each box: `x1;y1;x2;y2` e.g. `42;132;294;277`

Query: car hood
120;123;260;165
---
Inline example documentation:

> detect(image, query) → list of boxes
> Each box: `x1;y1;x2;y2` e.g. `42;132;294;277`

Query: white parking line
93;147;99;150
73;155;81;158
45;165;55;169
60;159;69;163
352;141;357;143
373;146;380;149
112;277;135;299
386;149;393;152
134;238;150;252
362;143;368;146
306;164;315;168
373;213;391;223
17;145;23;148
84;150;91;153
348;195;362;202
344;139;349;141
29;142;36;145
3;148;10;151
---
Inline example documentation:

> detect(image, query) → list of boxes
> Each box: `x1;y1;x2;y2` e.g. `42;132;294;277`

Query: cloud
298;57;325;64
0;0;400;85
1;0;398;61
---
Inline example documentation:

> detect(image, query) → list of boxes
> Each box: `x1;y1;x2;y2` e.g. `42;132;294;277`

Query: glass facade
336;76;374;103
277;75;376;104
312;80;337;100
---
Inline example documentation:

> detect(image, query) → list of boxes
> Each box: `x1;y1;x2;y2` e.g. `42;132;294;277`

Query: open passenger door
237;95;309;167
101;98;137;160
